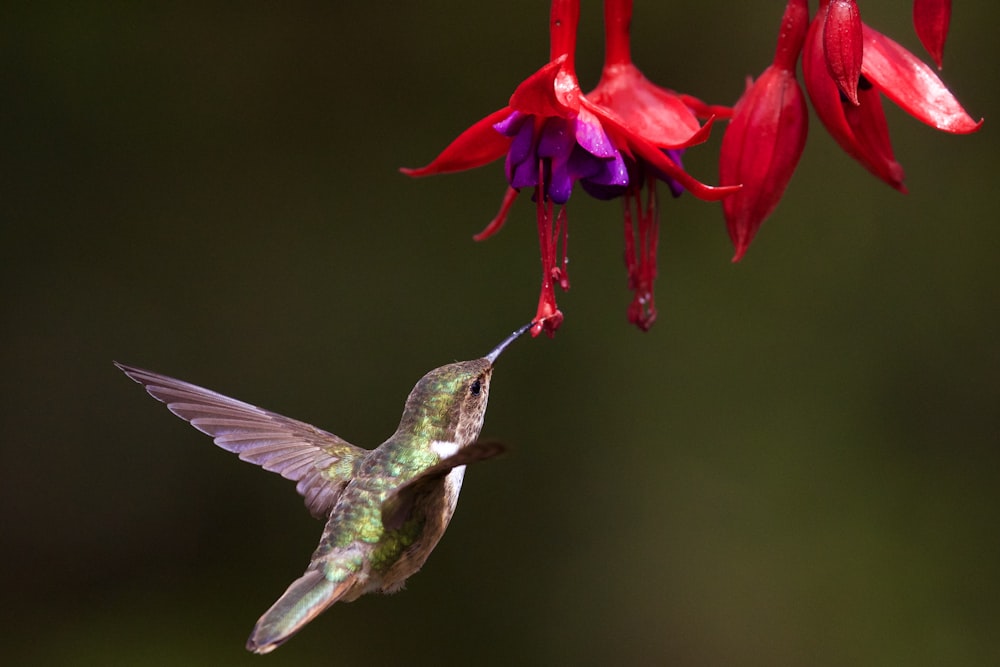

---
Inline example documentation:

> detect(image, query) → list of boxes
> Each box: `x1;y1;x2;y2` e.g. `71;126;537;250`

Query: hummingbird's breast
375;464;465;593
312;445;466;596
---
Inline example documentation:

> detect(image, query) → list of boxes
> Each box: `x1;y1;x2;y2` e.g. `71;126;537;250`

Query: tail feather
246;569;354;654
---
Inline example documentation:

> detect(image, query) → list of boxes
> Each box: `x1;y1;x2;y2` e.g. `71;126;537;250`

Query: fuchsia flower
719;0;809;262
404;0;735;336
584;0;723;330
404;0;983;327
803;0;981;192
724;0;982;260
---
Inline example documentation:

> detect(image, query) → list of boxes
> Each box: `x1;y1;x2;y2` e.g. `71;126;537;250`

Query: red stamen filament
623;176;659;331
531;160;566;337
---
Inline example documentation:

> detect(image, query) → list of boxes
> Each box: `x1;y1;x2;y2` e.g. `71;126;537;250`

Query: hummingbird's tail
246;569;354;654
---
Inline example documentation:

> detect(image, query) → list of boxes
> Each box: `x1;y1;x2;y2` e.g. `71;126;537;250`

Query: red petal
626;134;738;202
861;23;981;133
588;63;707;148
582;98;739;203
473;187;519;241
720;65;808;261
804;12;906;191
508;56;579;118
844;83;907;192
913;0;951;69
531;308;563;338
401;107;513;177
678;94;733;121
823;0;863;105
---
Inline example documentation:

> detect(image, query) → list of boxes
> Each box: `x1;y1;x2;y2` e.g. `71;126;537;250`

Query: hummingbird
116;322;532;654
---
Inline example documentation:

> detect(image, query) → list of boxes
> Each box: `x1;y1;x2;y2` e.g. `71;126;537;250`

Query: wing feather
381;440;506;531
116;362;368;518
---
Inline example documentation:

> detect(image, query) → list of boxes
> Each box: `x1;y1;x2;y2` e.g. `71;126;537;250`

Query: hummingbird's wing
381;440;506;531
116;363;367;519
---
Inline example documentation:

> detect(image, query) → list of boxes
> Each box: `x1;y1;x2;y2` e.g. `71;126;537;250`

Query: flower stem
774;0;810;71
602;0;633;68
549;0;580;67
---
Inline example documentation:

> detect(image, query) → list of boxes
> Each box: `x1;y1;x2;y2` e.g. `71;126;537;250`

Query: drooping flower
803;0;981;192
913;0;952;69
719;0;810;261
403;0;628;336
403;0;735;336
580;0;729;330
404;1;619;337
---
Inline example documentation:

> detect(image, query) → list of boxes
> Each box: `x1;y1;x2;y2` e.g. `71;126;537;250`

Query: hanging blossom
403;0;736;336
719;0;809;262
802;0;981;193
584;0;727;330
719;0;981;261
404;0;982;329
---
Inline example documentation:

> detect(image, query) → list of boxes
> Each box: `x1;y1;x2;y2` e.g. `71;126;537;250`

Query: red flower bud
804;3;981;192
823;0;864;105
719;0;809;261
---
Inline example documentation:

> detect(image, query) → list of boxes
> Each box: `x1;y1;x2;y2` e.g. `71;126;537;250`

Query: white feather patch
430;440;459;458
443;466;466;515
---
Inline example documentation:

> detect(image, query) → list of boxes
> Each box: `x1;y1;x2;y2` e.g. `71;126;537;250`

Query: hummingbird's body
116;324;530;654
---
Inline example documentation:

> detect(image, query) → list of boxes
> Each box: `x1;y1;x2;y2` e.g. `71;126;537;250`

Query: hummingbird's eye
470;379;482;396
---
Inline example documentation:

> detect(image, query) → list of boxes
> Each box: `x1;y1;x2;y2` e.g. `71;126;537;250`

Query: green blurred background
3;2;998;665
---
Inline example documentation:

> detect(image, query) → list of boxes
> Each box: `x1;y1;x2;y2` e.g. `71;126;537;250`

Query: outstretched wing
381;440;506;531
116;362;368;519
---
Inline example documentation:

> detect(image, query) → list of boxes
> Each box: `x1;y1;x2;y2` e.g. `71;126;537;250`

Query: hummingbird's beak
484;322;533;364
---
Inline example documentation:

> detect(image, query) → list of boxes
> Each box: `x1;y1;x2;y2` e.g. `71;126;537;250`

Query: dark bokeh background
3;2;997;665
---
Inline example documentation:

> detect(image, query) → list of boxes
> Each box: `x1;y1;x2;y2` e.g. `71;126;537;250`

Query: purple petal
537;117;576;159
587;150;629;187
580;180;627;200
493;110;527;136
504;118;536;185
649;149;687;198
499;112;632;204
553;144;606;204
575;151;629;200
509;153;538;190
580;156;638;200
507;118;535;168
547;160;574;203
566;145;602;181
573;110;618;158
548;146;588;204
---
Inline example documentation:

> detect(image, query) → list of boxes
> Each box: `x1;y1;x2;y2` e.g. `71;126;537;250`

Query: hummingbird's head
396;323;532;447
401;359;494;447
